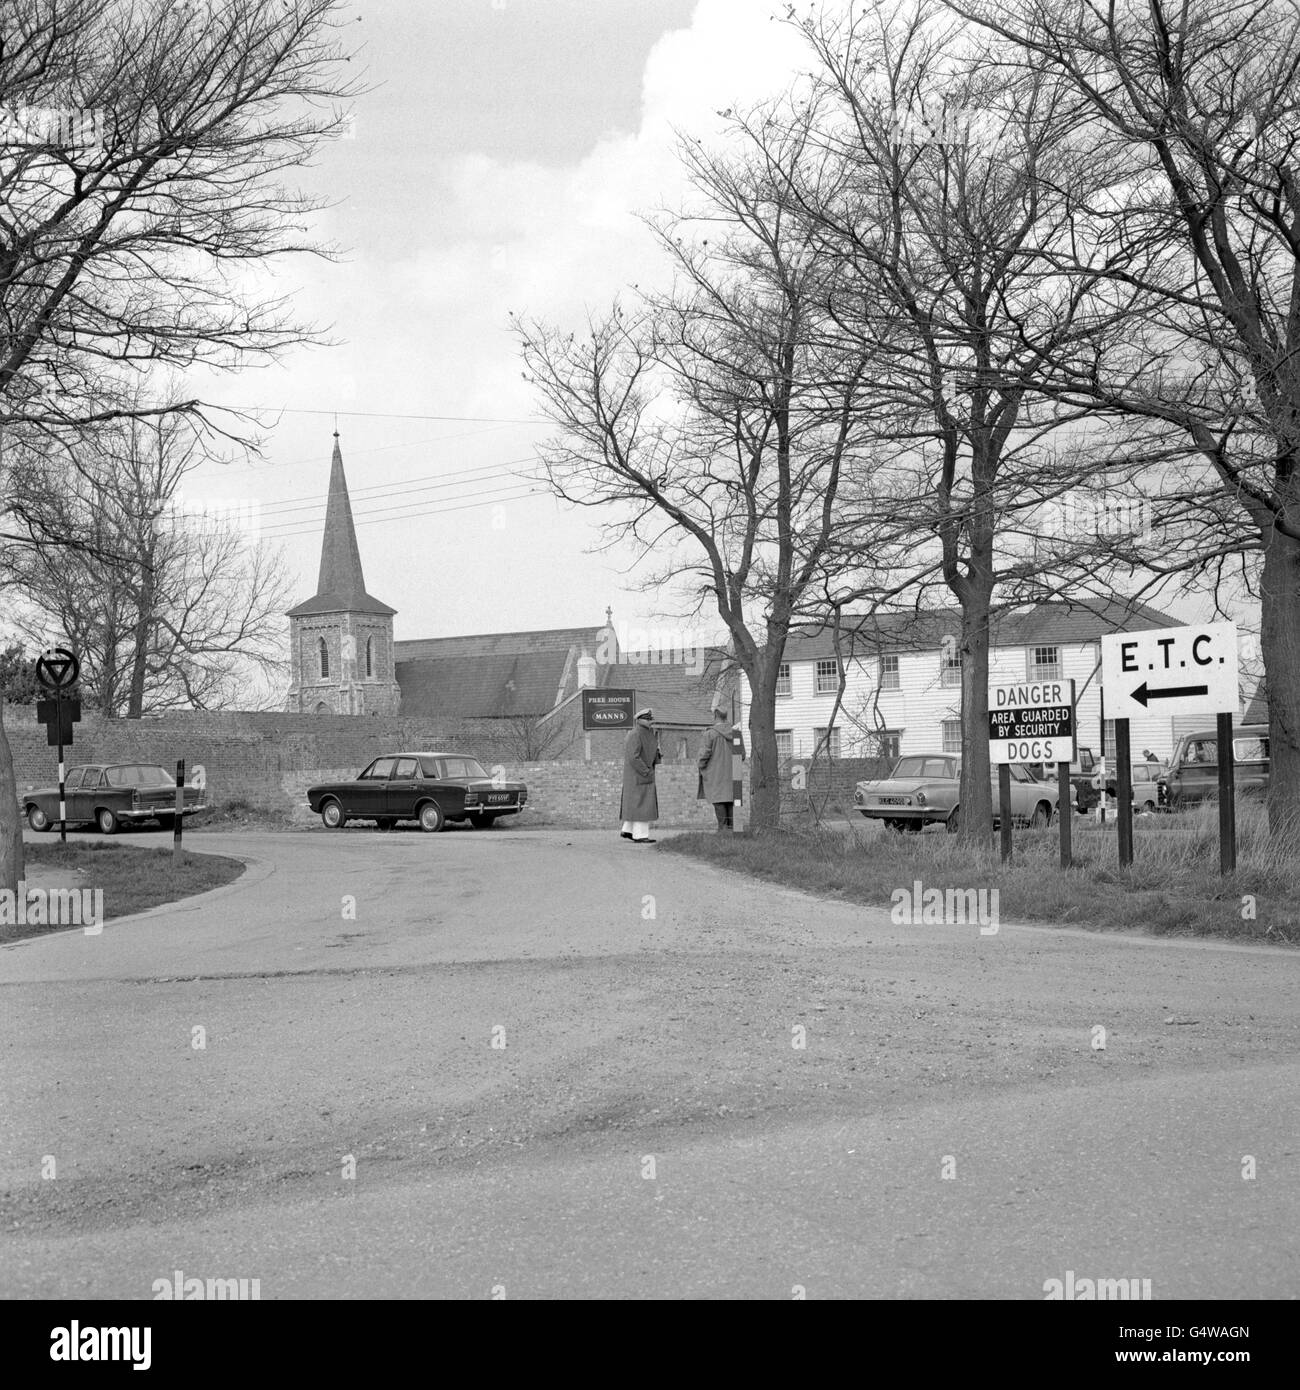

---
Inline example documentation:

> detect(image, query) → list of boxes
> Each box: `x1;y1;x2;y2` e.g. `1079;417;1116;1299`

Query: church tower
286;434;402;714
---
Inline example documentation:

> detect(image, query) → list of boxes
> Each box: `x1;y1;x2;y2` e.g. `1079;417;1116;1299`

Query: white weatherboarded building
738;600;1200;766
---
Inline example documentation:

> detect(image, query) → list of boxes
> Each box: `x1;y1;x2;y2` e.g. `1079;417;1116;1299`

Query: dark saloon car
24;763;206;834
307;752;528;832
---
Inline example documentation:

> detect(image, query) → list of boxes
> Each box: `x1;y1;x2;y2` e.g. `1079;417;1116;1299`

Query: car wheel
1142;799;1156;814
418;801;445;833
1030;802;1052;829
469;813;495;829
320;799;347;830
96;807;120;835
26;805;52;832
946;805;961;834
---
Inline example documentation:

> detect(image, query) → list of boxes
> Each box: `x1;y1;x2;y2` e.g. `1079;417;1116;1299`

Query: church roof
396;650;575;718
288;435;396;618
394;625;608;663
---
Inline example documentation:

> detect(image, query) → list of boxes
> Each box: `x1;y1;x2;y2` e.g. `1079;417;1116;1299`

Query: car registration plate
877;796;908;805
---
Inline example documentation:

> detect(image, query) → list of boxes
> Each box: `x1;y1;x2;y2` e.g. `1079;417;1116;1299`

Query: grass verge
660;800;1300;943
3;841;246;940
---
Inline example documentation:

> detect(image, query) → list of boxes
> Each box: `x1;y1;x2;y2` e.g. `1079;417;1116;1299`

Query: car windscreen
104;765;173;788
890;757;928;778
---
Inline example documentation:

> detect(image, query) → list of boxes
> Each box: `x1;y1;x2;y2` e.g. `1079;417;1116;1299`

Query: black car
306;752;527;832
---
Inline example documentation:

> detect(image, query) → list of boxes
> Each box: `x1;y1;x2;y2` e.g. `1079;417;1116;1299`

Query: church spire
287;433;395;618
316;431;368;604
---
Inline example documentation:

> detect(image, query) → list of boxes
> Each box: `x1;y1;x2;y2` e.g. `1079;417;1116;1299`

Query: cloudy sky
189;0;810;652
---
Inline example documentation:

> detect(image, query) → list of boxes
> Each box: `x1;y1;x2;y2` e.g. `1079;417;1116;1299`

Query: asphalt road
2;824;1298;1299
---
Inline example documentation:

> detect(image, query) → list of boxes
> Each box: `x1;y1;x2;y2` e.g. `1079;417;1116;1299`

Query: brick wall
777;755;891;821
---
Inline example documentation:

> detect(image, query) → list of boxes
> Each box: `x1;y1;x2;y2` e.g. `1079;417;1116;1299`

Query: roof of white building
778;598;1178;661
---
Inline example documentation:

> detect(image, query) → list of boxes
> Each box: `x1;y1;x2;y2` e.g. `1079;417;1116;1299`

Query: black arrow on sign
1131;681;1209;707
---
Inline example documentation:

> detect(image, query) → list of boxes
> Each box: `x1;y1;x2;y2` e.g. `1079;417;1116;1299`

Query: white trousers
621;820;651;839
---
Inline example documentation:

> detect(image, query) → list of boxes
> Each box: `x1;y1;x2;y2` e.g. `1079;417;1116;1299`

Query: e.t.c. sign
1101;622;1239;722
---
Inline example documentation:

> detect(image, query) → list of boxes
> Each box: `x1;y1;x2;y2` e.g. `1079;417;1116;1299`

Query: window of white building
1029;644;1061;680
813;726;842;758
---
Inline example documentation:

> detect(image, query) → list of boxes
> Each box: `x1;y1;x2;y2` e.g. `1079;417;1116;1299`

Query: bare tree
784;1;1142;841
4;418;290;715
516;100;877;829
950;0;1300;831
0;0;357;891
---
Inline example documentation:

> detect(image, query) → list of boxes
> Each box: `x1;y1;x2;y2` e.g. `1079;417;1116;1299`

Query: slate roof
288;436;396;618
394;625;607;664
778;599;1179;662
597;654;731;726
396;650;573;718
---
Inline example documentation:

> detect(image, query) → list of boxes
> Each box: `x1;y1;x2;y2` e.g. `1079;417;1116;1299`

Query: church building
285;435;733;746
285;434;402;714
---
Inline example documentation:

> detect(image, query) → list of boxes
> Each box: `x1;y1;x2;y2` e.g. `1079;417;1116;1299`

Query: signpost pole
1116;718;1134;867
174;759;185;864
57;713;66;845
1098;680;1107;825
1216;711;1236;875
1057;759;1072;868
998;764;1013;863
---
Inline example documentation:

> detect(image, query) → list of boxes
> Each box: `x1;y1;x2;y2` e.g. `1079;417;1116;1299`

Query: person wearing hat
697;705;735;831
620;707;661;843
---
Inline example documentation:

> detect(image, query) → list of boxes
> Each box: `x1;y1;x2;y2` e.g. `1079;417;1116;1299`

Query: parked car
1090;759;1169;812
853;753;1058;833
307;752;528;832
1157;726;1269;810
24;763;206;834
1026;746;1101;814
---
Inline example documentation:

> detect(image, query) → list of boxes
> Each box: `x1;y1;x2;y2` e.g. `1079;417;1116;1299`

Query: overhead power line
217;405;545;425
254;455;544;520
265;485;548;537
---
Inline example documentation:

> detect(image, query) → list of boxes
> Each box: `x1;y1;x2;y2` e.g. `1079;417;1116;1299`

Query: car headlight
915;791;926;805
854;789;865;804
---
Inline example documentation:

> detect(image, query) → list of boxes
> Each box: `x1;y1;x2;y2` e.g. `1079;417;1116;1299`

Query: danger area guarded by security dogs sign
988;679;1076;764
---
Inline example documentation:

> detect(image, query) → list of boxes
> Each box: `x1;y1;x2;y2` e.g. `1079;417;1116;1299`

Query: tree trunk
0;702;24;896
747;687;782;832
127;558;156;719
957;591;995;844
1259;526;1300;833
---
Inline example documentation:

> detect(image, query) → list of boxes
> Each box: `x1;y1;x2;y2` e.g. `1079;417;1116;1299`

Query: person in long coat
620;707;661;843
697;706;735;830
